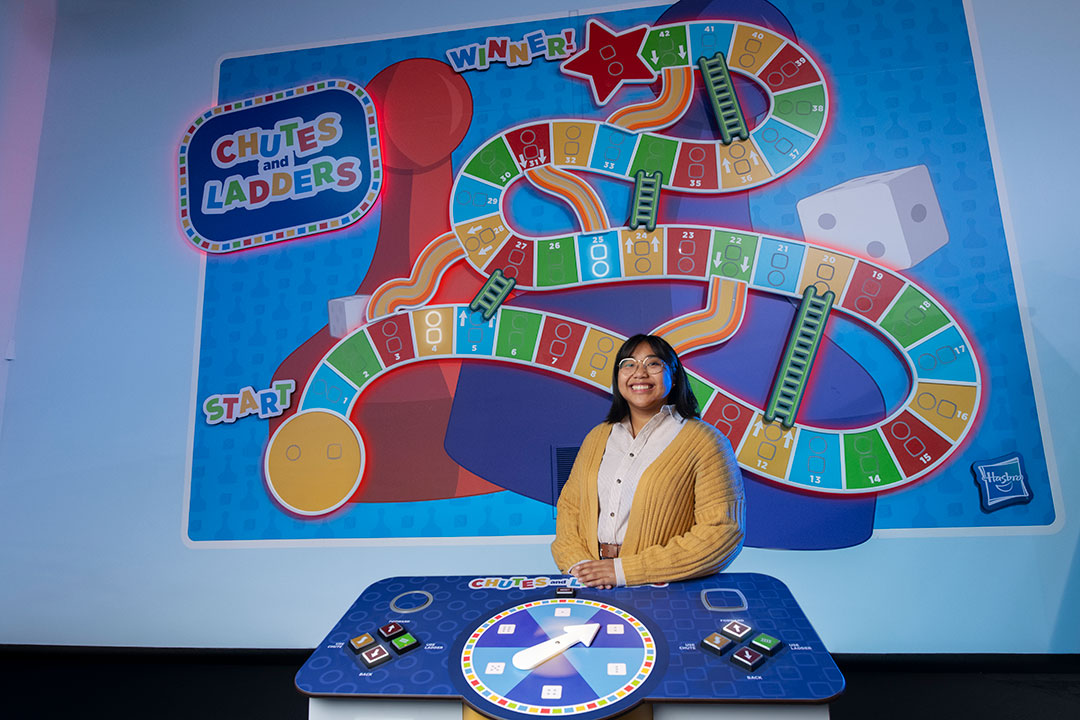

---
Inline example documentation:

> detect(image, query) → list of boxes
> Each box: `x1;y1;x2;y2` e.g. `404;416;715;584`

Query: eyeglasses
617;357;667;374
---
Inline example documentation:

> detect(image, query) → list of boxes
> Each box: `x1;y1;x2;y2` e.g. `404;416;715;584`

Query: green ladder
698;52;749;145
764;286;835;428
629;169;662;232
469;268;516;321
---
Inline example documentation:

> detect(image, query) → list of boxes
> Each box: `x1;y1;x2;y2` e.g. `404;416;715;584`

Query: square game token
348;633;375;654
701;632;732;656
731;646;765;671
750;633;783;656
360;644;392;669
378;622;406;640
390;632;420;654
721;620;753;642
555;587;576;597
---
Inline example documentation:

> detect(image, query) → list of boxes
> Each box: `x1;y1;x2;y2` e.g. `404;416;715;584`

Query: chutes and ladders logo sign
177;80;382;253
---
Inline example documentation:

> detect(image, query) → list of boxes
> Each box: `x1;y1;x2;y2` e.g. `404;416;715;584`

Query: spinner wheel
454;596;665;719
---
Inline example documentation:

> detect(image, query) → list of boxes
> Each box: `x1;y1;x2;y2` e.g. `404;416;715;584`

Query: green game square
629;135;678;180
772;85;827;136
180;197;187;207
879;286;949;348
709;231;759;281
686;373;715;411
327;332;382;388
465;138;520;187
842;430;903;490
495;309;542;361
536;236;579;287
642;25;690;70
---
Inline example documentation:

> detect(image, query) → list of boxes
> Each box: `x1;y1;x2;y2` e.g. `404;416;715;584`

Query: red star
561;19;656;106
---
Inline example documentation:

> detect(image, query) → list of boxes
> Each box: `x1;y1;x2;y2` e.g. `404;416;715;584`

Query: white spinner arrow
511;623;601;670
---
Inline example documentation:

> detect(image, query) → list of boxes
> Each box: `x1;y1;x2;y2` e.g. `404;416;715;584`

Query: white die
327;294;371;338
796;164;949;269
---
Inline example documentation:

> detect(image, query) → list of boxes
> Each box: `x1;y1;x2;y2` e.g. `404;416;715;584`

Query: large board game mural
181;0;1057;549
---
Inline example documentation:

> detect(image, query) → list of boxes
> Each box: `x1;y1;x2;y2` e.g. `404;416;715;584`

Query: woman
551;334;745;588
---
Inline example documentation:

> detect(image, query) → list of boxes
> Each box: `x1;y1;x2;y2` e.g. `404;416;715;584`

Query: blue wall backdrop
0;0;1077;653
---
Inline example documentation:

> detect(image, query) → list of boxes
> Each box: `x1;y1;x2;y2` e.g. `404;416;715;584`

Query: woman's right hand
570;559;617;589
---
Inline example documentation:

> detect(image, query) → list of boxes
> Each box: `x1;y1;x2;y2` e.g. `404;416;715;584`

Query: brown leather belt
599;543;621;559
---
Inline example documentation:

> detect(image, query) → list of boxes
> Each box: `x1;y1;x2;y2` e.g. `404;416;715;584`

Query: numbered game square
541;685;563;699
607;663;626;676
497;624;516;634
485;662;506;675
554;607;572;617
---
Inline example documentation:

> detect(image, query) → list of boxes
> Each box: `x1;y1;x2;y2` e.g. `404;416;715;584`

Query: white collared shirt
591;405;686;585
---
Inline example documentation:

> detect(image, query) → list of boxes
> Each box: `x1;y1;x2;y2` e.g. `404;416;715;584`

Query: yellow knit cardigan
551;419;745;586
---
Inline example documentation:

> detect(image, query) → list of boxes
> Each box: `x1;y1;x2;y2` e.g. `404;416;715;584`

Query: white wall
0;0;1076;652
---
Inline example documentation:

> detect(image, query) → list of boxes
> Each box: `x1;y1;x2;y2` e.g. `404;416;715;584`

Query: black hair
604;334;700;424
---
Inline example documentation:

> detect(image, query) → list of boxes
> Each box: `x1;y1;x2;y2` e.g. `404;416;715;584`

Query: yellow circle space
265;410;364;516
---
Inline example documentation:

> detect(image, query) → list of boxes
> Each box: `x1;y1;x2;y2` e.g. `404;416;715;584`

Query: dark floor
1;647;1078;719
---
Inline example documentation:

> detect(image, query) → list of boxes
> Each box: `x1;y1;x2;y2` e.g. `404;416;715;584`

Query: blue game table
297;573;844;719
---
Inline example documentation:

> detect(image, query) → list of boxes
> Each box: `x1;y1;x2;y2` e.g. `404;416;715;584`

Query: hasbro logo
971;453;1032;512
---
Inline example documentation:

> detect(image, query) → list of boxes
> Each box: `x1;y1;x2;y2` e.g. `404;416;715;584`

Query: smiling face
616;341;673;423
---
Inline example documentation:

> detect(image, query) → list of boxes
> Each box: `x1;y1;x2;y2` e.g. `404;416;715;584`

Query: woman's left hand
570;559;617;589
